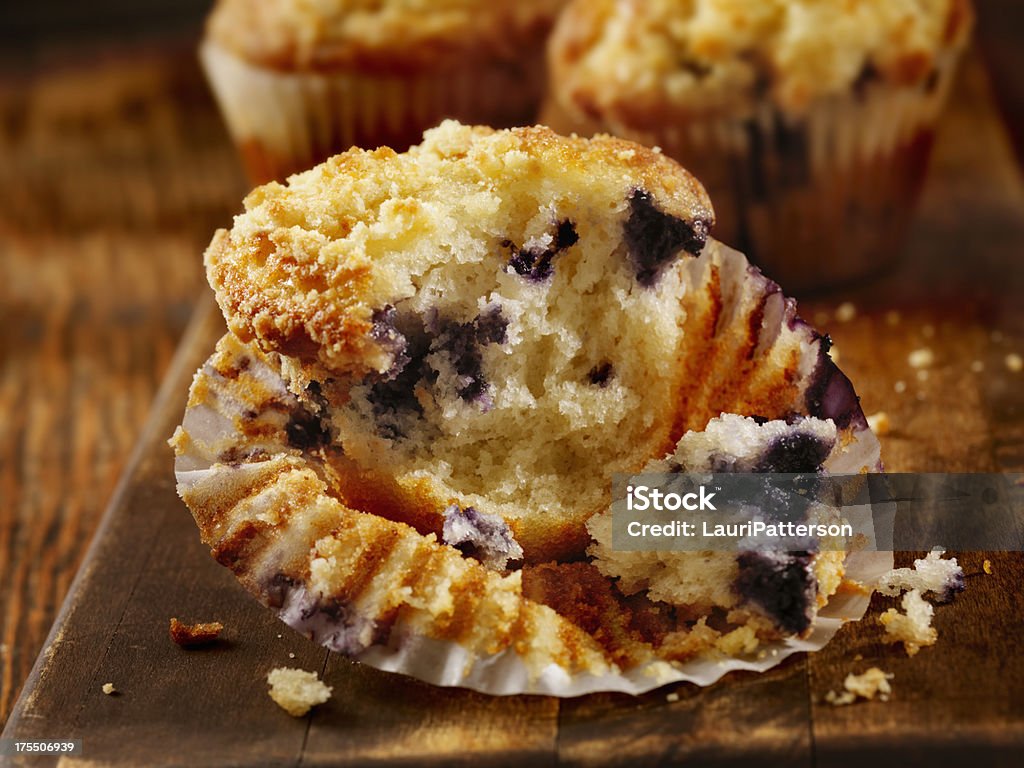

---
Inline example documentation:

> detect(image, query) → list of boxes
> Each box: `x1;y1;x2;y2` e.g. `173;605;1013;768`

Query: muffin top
206;120;713;380
549;0;974;126
206;0;568;73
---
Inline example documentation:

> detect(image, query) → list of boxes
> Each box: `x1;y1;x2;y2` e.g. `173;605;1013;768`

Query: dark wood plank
0;46;247;727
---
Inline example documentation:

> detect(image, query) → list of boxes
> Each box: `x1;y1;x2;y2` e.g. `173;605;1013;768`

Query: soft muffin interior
330;179;703;529
244;125;716;535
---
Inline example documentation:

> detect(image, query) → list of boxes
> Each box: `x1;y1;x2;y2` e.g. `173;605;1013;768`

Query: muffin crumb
880;590;936;656
169;617;224;648
1005;353;1023;373
666;692;680;703
877;549;965;601
101;683;116;695
866;412;891;436
826;667;893;706
894;380;907;394
267;668;332;717
983;559;993;575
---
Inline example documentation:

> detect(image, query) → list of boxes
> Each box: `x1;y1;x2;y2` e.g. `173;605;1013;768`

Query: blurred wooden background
1;0;1023;733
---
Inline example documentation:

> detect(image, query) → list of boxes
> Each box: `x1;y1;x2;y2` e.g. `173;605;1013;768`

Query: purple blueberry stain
430;305;508;406
371;305;411;380
505;220;578;282
442;504;524;571
624;189;709;287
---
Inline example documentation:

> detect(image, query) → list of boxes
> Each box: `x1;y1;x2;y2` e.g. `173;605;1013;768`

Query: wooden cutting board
2;56;1023;767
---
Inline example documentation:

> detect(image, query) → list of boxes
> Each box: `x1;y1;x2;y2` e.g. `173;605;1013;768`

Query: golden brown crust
169;618;224;648
548;0;974;124
206;0;566;74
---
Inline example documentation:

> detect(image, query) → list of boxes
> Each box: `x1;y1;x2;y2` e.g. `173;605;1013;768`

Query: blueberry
624;189;709;287
506;220;578;281
753;431;835;473
735;549;816;635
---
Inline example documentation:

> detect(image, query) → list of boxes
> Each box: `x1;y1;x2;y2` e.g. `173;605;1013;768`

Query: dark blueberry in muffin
735;549;816;635
753;431;835;473
505;220;579;281
442;504;523;570
624;189;709;286
430;306;509;405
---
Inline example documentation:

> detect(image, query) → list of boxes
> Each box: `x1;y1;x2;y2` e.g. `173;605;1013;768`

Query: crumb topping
549;0;974;123
880;589;937;656
825;667;893;705
266;667;332;717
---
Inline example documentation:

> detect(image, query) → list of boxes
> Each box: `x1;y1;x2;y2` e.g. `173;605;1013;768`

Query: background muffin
544;0;974;291
202;0;568;182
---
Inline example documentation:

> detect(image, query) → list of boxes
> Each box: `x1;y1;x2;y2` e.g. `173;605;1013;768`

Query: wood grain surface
0;45;247;725
1;15;1023;768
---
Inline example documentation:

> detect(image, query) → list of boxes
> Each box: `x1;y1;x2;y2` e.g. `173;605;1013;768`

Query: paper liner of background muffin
541;51;961;292
174;336;891;697
200;41;546;183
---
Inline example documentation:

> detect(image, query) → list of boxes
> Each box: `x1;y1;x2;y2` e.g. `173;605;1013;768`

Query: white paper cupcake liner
200;41;545;182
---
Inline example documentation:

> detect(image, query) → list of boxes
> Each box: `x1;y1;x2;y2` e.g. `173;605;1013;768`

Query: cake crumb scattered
835;302;857;323
170;617;224;648
1006;353;1023;373
102;683;116;695
885;310;901;326
971;360;984;373
715;625;759;656
866;412;891;436
908;348;934;368
877;549;965;601
288;652;296;659
983;559;993;575
666;692;680;702
853;653;864;661
825;668;894;706
267;668;332;717
880;590;937;656
894;380;907;393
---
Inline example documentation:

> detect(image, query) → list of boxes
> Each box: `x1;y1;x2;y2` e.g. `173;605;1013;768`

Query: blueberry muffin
201;0;568;182
543;0;974;291
176;122;880;692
